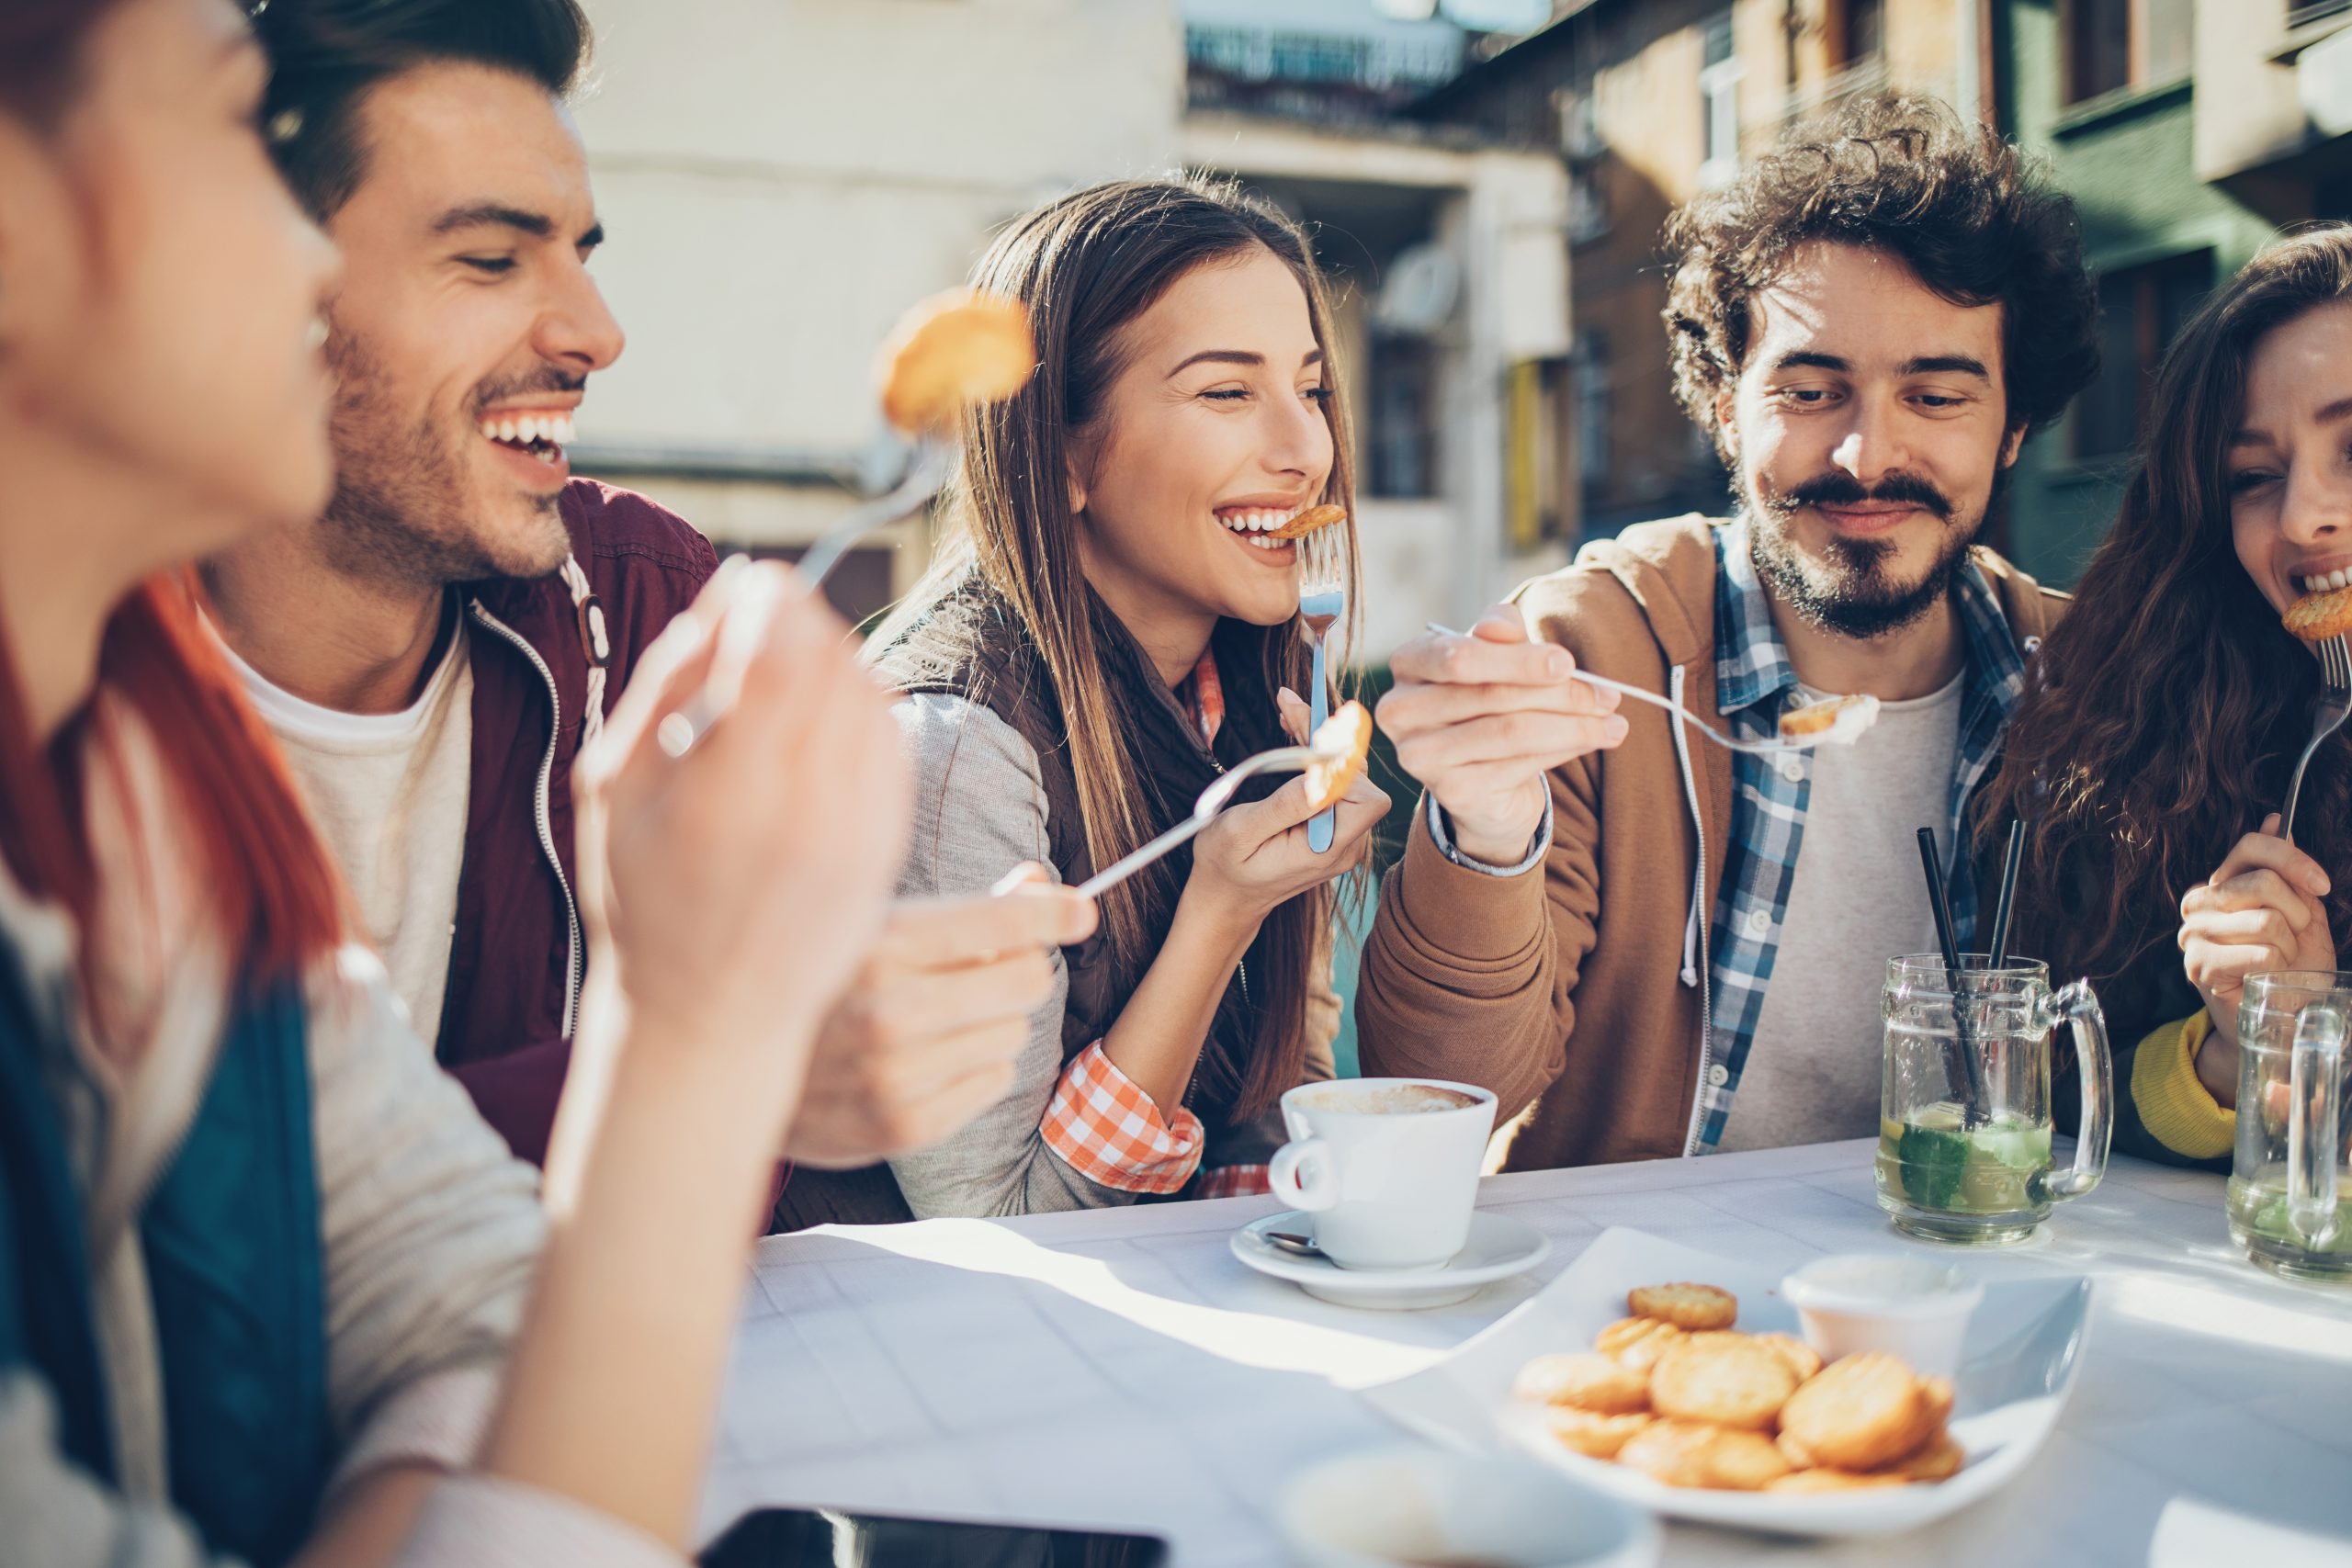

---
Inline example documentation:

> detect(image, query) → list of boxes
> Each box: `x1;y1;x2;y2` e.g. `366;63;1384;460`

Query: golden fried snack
1512;1352;1650;1415
876;289;1035;434
1917;1376;1954;1430
1752;1331;1824;1383
1627;1281;1737;1331
1762;1468;1907;1495
1595;1316;1664;1356
1303;701;1373;813
1648;1333;1799;1431
1543;1407;1654;1460
2286;587;2352;643
1777;1352;1928;1472
1266;502;1347;542
1602;1319;1686;1372
1776;1428;1819;1470
1617;1421;1791;1491
1883;1431;1965;1483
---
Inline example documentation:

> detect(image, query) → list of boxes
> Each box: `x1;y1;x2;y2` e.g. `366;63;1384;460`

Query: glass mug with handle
1875;954;2113;1245
2229;971;2352;1283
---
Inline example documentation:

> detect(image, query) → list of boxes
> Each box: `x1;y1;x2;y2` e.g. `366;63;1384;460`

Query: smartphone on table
698;1505;1171;1568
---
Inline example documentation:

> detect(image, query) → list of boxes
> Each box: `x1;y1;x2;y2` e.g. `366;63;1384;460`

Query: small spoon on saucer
1264;1231;1329;1260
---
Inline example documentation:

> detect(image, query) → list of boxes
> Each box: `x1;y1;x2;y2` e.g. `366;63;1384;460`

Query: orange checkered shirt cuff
1042;1043;1206;1194
1193;1164;1272;1200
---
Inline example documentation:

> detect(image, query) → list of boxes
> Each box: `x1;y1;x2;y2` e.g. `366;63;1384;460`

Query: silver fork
1075;745;1328;898
1421;622;1832;757
1298;526;1348;853
657;440;954;760
2281;633;2352;846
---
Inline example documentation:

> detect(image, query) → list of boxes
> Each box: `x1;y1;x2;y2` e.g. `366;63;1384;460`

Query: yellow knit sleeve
2130;1010;2236;1161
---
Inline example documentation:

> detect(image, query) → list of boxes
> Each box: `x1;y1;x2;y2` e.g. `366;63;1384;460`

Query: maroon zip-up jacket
435;478;717;1164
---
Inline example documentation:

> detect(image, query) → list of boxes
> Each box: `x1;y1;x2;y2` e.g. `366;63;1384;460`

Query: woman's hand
2179;814;2335;1104
1182;687;1389;933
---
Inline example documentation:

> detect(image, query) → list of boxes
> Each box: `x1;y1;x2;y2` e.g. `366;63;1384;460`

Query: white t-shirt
1716;669;1965;1154
220;608;474;1042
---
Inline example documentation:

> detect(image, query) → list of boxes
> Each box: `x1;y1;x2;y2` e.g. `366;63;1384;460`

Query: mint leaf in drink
1898;1115;1972;1212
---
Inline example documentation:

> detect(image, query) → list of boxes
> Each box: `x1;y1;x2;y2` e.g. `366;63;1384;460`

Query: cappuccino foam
1297;1082;1481;1115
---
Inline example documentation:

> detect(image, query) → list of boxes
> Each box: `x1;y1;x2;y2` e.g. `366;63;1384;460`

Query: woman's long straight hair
1982;225;2352;983
873;175;1363;1118
0;2;343;992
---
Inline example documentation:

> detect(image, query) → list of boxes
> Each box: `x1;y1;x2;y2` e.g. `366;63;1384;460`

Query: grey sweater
885;694;1339;1220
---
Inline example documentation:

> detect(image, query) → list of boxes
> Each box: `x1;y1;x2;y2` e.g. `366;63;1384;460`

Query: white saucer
1231;1210;1552;1309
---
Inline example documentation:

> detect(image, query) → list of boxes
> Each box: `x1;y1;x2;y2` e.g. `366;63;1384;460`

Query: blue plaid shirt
1693;518;2030;1153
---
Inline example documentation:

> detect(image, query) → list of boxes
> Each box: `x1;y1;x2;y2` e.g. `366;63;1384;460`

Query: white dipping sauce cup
1781;1254;1984;1382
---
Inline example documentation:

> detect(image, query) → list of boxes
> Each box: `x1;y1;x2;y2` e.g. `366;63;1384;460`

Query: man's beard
322;331;573;589
1741;463;1997;641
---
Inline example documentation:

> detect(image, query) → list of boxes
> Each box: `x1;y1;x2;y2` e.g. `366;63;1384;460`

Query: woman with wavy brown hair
855;175;1391;1218
1984;225;2352;1168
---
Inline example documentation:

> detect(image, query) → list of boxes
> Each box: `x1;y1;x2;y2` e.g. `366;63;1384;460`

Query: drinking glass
1876;955;2112;1245
2228;971;2352;1283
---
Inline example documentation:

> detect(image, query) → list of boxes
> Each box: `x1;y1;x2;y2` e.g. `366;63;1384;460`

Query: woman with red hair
0;2;909;1562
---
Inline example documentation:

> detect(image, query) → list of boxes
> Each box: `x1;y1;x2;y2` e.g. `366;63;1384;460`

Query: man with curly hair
1358;96;2101;1166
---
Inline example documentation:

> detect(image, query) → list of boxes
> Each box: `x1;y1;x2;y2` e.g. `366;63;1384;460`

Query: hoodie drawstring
559;553;609;748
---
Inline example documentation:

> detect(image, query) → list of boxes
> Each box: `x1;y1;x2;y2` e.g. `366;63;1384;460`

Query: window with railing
1698;14;1741;188
2063;0;2193;105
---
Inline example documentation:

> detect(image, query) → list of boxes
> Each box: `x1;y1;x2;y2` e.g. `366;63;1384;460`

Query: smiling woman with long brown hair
841;175;1393;1220
1984;226;2352;1168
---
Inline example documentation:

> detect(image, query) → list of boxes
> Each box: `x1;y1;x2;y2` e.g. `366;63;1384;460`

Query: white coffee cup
1268;1077;1498;1272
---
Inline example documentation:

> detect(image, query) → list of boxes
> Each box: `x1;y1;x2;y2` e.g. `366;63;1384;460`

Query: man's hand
1376;604;1627;865
2180;813;2335;1103
786;866;1097;1168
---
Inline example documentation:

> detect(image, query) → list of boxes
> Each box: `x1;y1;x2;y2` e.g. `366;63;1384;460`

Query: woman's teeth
1217;507;1300;550
479;412;577;462
2300;570;2352;593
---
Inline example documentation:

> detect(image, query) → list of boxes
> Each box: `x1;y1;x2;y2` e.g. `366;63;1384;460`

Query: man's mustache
471;370;588;414
1767;471;1954;523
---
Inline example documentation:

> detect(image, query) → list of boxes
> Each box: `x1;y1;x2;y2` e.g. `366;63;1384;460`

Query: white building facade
571;0;1568;661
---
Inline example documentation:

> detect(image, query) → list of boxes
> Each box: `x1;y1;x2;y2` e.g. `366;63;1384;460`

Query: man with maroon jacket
204;0;1084;1223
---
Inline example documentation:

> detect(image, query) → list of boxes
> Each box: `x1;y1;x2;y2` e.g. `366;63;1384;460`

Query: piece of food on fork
1777;691;1881;747
2284;574;2352;642
876;288;1036;435
1304;701;1374;813
1267;502;1347;542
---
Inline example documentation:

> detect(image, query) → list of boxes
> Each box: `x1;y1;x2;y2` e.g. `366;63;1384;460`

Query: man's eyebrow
433;203;555;239
1768;351;1849;374
1901;354;1993;380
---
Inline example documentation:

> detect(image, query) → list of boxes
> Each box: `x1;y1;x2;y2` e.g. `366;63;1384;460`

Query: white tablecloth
703;1140;2352;1565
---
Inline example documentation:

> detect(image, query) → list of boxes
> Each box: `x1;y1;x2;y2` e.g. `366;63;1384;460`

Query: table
702;1141;2352;1566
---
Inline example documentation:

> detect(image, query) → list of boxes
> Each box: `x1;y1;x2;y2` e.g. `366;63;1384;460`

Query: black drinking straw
1916;827;1991;1128
1988;819;2027;967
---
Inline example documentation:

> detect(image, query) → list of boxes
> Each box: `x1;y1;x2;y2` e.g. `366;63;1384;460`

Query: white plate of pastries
1361;1227;2090;1538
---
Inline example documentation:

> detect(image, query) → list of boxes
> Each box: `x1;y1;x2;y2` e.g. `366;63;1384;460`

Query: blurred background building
571;0;2352;630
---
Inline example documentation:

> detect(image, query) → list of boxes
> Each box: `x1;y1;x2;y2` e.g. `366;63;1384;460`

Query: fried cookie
2286;586;2352;643
1595;1315;1665;1357
1752;1331;1824;1383
1626;1281;1737;1331
1512;1352;1649;1415
1543;1407;1654;1460
1882;1430;1965;1483
1916;1375;1954;1430
876;289;1035;434
1617;1420;1791;1491
1603;1319;1687;1373
1648;1333;1798;1431
1304;701;1373;813
1762;1468;1907;1495
1776;1352;1928;1472
1266;502;1346;542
